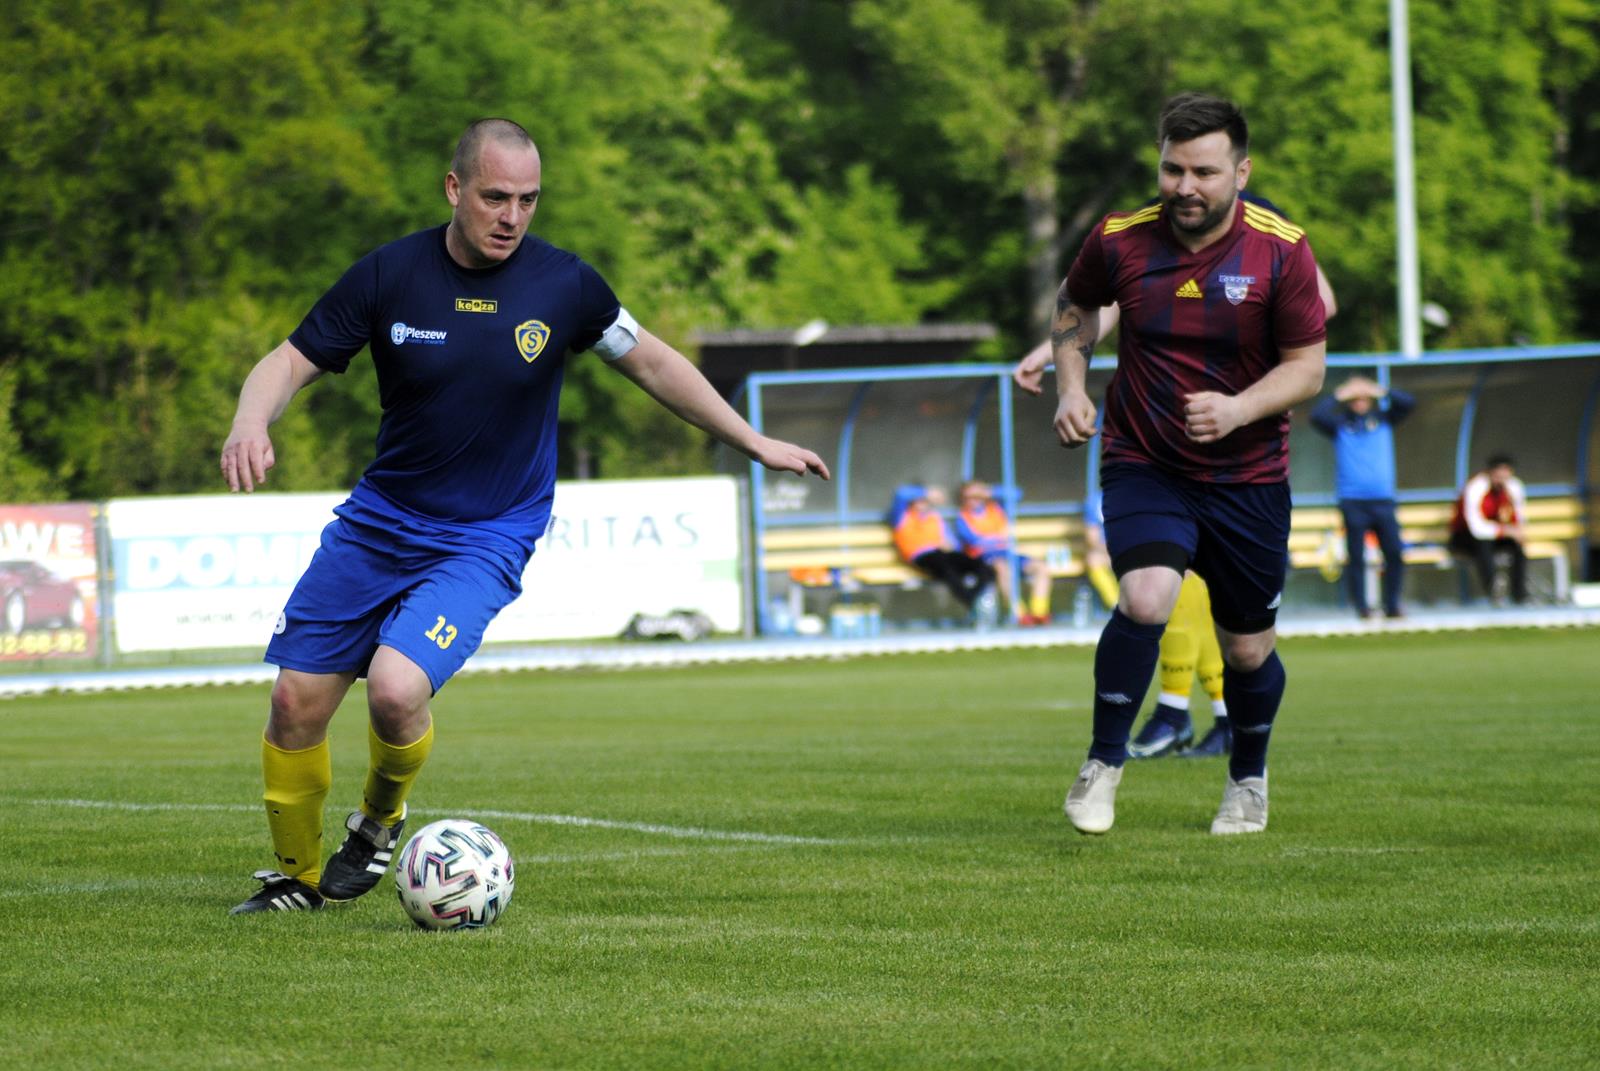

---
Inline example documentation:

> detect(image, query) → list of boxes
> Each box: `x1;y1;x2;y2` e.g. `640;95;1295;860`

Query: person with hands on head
221;118;827;916
1309;374;1415;619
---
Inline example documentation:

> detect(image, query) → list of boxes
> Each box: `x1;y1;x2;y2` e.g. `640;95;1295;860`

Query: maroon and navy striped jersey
1065;198;1326;483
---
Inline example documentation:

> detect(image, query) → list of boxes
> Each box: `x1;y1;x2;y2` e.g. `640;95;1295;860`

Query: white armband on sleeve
592;307;641;362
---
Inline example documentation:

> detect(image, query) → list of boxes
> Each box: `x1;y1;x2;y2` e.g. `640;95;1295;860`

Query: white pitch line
5;797;848;847
12;798;257;813
518;845;755;866
1278;845;1431;857
0;879;167;899
469;806;847;845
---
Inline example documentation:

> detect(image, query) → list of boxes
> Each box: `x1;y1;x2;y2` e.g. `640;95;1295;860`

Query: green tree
0;0;389;498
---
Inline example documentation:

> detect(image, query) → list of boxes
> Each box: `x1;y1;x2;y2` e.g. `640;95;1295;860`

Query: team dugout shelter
700;328;1600;634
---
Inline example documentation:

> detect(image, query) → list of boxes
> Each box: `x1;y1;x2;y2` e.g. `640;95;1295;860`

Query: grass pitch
3;629;1597;1070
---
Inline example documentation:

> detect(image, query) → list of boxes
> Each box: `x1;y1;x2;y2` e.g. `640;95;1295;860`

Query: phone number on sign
0;629;90;657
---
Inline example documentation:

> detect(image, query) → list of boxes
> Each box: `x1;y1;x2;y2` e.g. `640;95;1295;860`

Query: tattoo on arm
1050;282;1097;363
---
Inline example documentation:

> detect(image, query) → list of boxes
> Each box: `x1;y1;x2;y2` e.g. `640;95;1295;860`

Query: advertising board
0;503;99;661
106;477;742;652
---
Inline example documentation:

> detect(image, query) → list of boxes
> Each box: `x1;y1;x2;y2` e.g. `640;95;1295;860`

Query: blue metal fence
742;343;1600;631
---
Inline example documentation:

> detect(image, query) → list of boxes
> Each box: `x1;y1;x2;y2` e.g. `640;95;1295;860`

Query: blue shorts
1099;463;1290;634
266;518;526;693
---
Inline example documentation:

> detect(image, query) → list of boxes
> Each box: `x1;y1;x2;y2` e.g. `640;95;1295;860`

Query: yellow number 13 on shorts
425;616;459;649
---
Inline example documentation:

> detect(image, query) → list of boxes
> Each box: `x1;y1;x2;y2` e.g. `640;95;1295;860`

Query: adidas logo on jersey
1175;278;1203;299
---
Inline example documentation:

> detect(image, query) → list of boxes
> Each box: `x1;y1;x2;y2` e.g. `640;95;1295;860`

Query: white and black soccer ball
393;818;515;930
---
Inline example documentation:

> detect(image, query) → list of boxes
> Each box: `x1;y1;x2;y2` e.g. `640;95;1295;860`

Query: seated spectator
953;481;1053;625
889;484;996;616
1449;454;1528;605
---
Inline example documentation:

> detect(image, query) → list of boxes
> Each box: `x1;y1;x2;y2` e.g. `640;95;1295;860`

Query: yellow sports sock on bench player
261;736;331;887
1087;563;1120;610
362;720;434;827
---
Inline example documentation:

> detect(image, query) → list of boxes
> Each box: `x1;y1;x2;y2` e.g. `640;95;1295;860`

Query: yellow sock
1088;564;1119;609
1198;627;1225;704
363;721;433;826
1159;626;1198;697
1029;592;1051;618
262;736;331;888
1160;572;1212;699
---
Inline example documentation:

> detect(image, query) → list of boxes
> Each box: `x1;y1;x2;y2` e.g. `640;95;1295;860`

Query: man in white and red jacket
1449;454;1528;605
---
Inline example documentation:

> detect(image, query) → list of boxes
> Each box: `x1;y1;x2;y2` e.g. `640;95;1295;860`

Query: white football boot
1064;758;1122;835
1210;774;1268;835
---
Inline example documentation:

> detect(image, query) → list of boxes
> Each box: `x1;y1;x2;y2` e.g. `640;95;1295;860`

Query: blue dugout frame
745;343;1600;632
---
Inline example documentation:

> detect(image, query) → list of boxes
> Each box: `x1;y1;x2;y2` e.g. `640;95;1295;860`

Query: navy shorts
266;518;525;693
1099;463;1291;634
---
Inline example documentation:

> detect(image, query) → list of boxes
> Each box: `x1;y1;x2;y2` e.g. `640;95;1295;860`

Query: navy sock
1087;609;1166;767
1224;650;1286;780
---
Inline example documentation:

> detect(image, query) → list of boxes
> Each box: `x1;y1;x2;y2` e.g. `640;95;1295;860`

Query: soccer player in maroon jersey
1039;92;1327;835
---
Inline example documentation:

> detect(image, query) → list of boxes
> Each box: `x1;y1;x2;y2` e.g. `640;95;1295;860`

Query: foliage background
2;0;1597;498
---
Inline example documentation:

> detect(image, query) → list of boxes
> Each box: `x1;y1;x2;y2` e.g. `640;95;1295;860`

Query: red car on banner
1;558;85;632
0;503;98;660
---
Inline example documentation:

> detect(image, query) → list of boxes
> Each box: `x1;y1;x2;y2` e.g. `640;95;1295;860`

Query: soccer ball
393;818;515;930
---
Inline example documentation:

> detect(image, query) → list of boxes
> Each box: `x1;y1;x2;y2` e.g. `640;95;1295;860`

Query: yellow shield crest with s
514;320;551;363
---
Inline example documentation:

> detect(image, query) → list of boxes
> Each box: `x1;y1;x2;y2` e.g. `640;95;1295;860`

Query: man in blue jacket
1310;375;1415;619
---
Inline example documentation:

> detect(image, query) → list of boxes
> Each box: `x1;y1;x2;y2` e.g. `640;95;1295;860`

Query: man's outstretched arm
221;341;325;492
610;330;830;479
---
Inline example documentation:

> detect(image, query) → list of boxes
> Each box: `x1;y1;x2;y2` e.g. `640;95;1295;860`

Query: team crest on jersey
515;319;551;363
1218;274;1256;306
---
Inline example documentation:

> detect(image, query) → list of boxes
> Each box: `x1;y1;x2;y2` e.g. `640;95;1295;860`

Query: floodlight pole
1390;0;1423;362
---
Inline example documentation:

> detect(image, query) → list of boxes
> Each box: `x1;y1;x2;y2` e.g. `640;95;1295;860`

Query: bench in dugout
1288;496;1586;604
763;516;1090;620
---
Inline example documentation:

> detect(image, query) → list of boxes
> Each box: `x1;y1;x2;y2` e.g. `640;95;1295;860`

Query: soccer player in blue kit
220;119;829;913
1041;93;1327;836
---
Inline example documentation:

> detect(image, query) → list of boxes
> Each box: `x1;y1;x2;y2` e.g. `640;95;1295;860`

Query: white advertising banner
108;494;346;653
107;477;743;653
486;476;743;643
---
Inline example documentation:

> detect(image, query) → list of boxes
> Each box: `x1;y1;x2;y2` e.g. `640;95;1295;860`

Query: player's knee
1117;596;1169;626
268;676;340;742
1219;631;1274;672
365;673;431;741
1117;578;1179;625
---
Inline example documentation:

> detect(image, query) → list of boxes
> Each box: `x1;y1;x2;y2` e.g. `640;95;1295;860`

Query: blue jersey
1309;390;1415;500
290;225;622;553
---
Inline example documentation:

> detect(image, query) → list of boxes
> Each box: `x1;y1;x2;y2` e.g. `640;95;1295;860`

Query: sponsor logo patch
1175;278;1203;299
515;319;551;363
455;298;498;314
390;322;448;346
1218;274;1256;306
